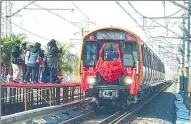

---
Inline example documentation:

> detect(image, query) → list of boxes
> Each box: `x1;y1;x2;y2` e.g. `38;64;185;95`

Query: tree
57;43;78;76
1;33;28;75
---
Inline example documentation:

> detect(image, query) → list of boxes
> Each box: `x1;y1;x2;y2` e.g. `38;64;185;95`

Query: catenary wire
32;2;81;29
71;1;100;27
115;1;150;42
127;1;181;37
7;1;35;18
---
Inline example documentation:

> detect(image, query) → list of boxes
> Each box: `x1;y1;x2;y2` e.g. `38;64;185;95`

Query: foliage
1;33;78;76
57;43;78;76
1;33;28;73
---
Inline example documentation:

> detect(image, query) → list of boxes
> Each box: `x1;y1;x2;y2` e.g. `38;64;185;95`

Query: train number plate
99;90;118;98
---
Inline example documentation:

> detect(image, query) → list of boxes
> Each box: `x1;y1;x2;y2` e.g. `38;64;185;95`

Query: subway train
77;26;165;109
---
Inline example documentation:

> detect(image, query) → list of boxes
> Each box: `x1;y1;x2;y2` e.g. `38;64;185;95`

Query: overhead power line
115;1;150;41
11;21;81;46
127;1;181;37
10;20;50;41
32;2;81;29
7;1;35;18
143;9;183;19
71;1;100;27
25;8;74;11
168;1;188;10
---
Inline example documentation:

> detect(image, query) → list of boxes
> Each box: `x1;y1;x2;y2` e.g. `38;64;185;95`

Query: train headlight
124;77;133;85
87;76;96;85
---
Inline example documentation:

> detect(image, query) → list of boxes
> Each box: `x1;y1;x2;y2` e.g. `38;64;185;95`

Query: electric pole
1;1;12;38
182;17;185;94
0;1;2;123
186;0;190;98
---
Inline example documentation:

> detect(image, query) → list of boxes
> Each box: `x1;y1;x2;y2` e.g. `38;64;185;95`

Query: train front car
78;27;143;108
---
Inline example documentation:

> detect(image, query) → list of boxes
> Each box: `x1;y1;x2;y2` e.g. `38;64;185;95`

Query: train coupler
127;95;138;104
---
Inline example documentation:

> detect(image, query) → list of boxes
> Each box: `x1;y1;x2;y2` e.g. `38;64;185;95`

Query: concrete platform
174;93;190;124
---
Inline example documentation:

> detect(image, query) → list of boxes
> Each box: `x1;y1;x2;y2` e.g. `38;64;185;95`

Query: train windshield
123;42;138;66
103;42;117;61
82;41;98;66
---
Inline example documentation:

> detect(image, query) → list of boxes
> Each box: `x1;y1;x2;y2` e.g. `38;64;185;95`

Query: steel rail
97;81;172;124
60;111;94;124
60;81;172;124
2;98;92;124
114;82;172;124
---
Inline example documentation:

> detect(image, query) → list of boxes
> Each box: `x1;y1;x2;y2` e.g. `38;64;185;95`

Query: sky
2;1;187;78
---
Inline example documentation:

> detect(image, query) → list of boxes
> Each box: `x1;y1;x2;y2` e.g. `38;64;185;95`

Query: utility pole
182;17;185;94
5;1;12;37
0;1;2;124
186;0;190;98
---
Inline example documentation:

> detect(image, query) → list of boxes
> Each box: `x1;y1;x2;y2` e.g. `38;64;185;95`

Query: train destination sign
96;30;125;40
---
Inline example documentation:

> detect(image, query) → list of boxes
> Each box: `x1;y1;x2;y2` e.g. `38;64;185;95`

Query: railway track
61;81;172;124
3;98;92;124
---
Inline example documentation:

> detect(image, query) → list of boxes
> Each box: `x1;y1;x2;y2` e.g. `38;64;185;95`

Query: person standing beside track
47;39;62;84
23;45;34;82
20;42;27;82
11;40;22;83
33;42;44;83
24;43;42;84
38;50;47;83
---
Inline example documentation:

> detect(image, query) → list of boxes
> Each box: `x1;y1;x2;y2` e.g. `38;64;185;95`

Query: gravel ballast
130;83;177;124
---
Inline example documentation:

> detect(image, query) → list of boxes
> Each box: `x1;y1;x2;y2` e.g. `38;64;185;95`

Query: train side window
157;59;159;71
152;54;154;69
146;47;148;68
151;53;153;69
156;57;158;71
150;52;152;69
161;63;163;73
148;50;151;69
153;55;155;70
144;45;147;66
154;56;156;70
156;58;158;71
164;64;165;73
151;53;154;69
145;48;149;68
144;47;146;67
143;46;145;66
123;42;138;66
155;57;157;71
82;41;98;66
141;44;145;66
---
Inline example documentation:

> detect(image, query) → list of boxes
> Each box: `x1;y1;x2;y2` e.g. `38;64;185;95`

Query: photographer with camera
20;42;27;81
11;40;22;83
47;39;62;84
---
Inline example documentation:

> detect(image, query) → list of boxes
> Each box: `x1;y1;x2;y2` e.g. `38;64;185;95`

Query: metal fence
1;85;83;116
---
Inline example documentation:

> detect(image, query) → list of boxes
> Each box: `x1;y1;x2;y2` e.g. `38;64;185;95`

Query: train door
148;50;152;85
122;41;138;67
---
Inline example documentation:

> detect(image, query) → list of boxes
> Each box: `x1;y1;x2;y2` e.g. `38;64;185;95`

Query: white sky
2;1;187;78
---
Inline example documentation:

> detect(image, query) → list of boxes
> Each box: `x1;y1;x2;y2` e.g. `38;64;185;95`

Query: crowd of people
10;39;62;84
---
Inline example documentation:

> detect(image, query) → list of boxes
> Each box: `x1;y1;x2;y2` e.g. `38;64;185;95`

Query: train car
78;26;165;108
